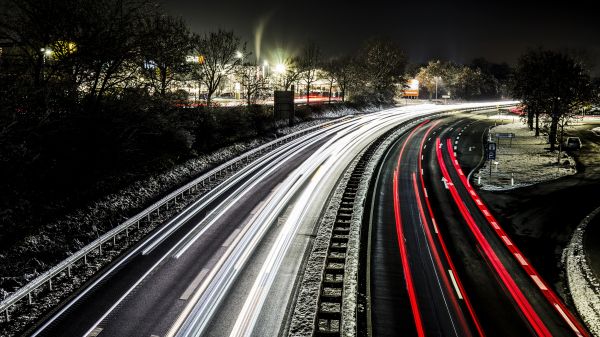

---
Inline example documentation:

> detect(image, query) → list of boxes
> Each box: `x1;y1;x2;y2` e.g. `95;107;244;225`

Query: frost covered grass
475;121;576;191
564;207;600;337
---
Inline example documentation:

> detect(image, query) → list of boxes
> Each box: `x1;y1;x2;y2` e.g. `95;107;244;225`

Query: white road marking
531;275;547;290
86;328;103;337
501;235;512;246
222;229;241;247
448;270;463;300
554;303;582;336
180;269;210;301
514;253;528;266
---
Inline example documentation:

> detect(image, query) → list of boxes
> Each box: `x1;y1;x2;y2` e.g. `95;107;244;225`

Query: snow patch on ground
592;127;600;136
564;207;600;337
475;122;576;191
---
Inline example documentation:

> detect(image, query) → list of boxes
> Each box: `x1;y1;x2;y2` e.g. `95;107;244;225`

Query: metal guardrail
0;117;350;322
0;103;515;322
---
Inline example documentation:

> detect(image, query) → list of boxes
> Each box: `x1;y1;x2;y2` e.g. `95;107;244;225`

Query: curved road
368;113;590;337
25;104;509;337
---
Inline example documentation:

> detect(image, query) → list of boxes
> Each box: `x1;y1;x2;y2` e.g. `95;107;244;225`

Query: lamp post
434;76;440;100
262;60;269;78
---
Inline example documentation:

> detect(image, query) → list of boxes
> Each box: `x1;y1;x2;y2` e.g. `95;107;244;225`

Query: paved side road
461;120;600;291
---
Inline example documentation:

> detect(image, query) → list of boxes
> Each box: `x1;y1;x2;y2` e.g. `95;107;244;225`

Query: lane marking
501;235;512;246
180;268;210;301
448;270;464;300
514;253;528;266
86;328;103;337
222;229;241;247
531;275;548;290
554;304;584;336
491;221;500;229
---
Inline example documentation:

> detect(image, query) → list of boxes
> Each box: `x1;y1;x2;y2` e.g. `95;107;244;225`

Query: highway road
368;112;590;337
26;104;507;337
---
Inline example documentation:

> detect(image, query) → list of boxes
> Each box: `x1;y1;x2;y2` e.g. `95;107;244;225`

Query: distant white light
274;63;286;73
236;51;244;59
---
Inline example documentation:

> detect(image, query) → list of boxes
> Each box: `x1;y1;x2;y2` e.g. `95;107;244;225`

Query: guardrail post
166;201;169;210
112;235;116;246
5;307;9;322
28;292;32;305
67;265;71;277
48;278;52;291
126;227;129;238
99;243;102;255
137;221;140;229
84;254;88;265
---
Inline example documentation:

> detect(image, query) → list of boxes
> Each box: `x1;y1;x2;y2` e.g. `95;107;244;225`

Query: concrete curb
564;206;600;337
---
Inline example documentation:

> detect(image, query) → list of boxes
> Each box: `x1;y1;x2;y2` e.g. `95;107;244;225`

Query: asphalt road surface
368;112;590;337
26;103;508;337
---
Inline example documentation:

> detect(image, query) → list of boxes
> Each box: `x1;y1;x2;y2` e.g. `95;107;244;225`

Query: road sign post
274;86;295;127
486;141;497;176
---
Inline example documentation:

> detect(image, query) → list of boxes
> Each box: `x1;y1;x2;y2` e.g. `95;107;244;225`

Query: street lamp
274;63;286;74
236;51;244;59
434;76;441;100
40;48;52;81
262;60;269;78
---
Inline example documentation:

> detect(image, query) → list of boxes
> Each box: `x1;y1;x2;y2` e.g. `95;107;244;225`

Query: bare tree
323;56;355;102
192;30;244;106
279;56;302;91
512;49;593;151
139;14;192;97
299;43;320;104
236;62;267;106
355;38;406;104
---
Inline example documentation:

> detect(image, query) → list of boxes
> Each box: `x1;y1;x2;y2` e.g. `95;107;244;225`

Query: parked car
564;136;582;150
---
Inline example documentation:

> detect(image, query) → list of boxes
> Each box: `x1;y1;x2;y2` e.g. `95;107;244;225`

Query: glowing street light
274;63;286;74
236;51;244;59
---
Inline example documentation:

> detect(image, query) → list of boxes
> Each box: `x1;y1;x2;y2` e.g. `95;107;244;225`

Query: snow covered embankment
476;121;576;191
287;153;362;337
564;207;600;337
287;122;418;337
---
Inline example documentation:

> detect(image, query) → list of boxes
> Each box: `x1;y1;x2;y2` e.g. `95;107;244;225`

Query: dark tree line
511;49;596;151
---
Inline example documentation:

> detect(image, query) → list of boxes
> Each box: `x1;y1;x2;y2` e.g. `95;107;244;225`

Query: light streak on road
435;137;553;337
444;138;589;337
417;123;485;337
29;102;515;337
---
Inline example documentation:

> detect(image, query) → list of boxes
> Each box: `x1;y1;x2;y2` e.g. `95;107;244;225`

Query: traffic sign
486;142;496;160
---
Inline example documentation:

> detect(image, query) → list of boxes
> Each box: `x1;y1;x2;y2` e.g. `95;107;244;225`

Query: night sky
163;0;600;71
